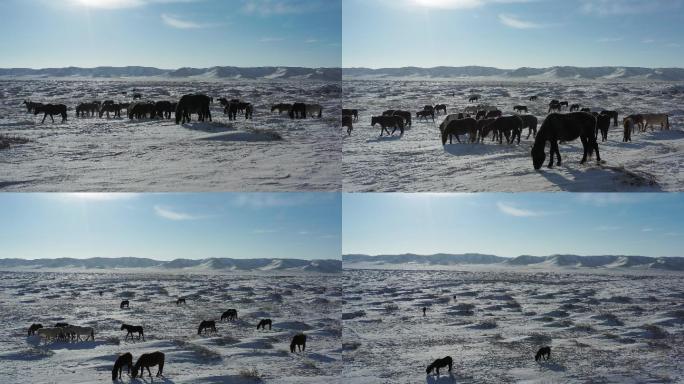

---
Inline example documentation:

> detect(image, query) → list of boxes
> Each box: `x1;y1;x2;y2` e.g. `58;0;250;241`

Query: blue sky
0;193;341;260
343;193;684;257
0;0;341;68
343;0;684;68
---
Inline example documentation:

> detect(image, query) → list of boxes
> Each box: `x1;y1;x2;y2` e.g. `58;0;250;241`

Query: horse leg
547;141;555;168
147;366;152;378
580;136;589;164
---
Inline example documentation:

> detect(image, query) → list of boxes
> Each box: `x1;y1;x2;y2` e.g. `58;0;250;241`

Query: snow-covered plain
0;270;342;383
0;78;341;191
343;268;684;383
343;80;684;191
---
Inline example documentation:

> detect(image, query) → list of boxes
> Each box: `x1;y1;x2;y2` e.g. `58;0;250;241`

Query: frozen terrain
343;79;684;192
0;270;342;384
343;267;684;383
0;77;341;191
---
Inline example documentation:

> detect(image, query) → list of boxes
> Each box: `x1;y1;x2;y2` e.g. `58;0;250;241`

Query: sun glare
75;0;142;9
412;0;483;9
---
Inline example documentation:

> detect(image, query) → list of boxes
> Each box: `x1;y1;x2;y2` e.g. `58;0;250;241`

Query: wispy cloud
642;38;655;44
69;0;203;9
581;0;683;15
305;38;320;44
407;0;534;10
153;205;209;221
497;202;548;217
642;227;654;232
497;14;545;29
597;37;623;43
259;37;286;43
232;194;328;209
161;13;216;29
666;42;682;47
241;0;325;16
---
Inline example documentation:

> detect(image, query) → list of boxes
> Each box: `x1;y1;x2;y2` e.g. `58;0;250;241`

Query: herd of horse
343;94;672;169
22;96;324;125
425;347;551;377
27;296;307;381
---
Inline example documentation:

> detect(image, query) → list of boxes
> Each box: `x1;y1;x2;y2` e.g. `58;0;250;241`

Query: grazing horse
531;112;600;169
593;112;611;142
600;110;619;127
476;118;497;142
570;104;581;112
305;104;323;118
197;320;217;335
486;110;502;119
175;94;212;124
426;356;452;375
76;102;99;117
513;105;528;113
64;325;94;341
529;96;538;101
176;297;186;306
416;109;434;122
434;104;447;114
468;95;480;102
290;334;306;353
221;309;238;321
488;115;523;144
257;319;272;330
289;103;307;119
99;103;122;118
520;114;538;139
342;115;354;135
28;323;43;336
34;104;67;123
132;351;164;379
271;103;292;114
642;113;669;131
548;101;562;113
154;101;175;119
372;115;404;136
441;118;478;144
112;352;133;381
121;324;144;341
623;118;633;142
132;93;142;100
535;346;551;361
475;110;487;120
342;109;358;121
128;102;155;119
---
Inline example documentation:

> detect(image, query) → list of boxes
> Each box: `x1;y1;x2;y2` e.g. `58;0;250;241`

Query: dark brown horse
434;104;447;114
221;309;238;321
392;110;412;127
416;110;434;122
520;114;538;139
569;103;581;112
120;300;129;309
593;112;611;142
535;346;551;361
426;356;452;375
99;102;122;118
476;118;497;142
271;103;292;114
600;110;619;127
513;105;528;113
34;104;67;123
197;320;217;335
289;103;307;119
176;297;186;305
486;110;502;119
342;115;354;135
531;112;600;169
154;101;175;119
121;324;144;341
112;352;133;381
128;102;155;119
548;101;561;113
132;351;164;378
342;109;358;121
468;95;480;102
441;118;477;144
28;323;43;336
175;94;212;124
489;115;523;144
372;115;404;136
529;96;538;101
257;319;272;330
290;333;307;353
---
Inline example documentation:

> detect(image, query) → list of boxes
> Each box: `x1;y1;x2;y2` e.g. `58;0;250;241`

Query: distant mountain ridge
343;66;684;81
343;253;684;271
0;257;341;273
0;66;341;81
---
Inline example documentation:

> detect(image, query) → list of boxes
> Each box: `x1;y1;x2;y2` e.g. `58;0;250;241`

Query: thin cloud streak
153;205;210;221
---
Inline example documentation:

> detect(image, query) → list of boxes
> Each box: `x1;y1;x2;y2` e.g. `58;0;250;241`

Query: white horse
305;104;323;118
36;327;64;343
64;325;94;341
642;113;669;131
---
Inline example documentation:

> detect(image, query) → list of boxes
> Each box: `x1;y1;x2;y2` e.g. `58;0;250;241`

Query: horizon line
343;253;683;259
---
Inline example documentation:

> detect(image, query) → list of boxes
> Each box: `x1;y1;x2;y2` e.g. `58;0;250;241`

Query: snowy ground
0;78;341;191
343;80;684;191
0;270;342;384
343;268;684;384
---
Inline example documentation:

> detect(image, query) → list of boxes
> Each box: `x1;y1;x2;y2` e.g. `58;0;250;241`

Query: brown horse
416;110;434;122
426;356;452;375
34;104;67;123
623;117;633;142
600;110;619;127
290;333;307;353
175;94;212;124
289;103;307;119
593;112;611;142
342;108;358;121
257;319;272;330
28;323;43;336
441;118;478;144
372;115;404;136
535;346;551;361
221;309;238;321
342;115;354;135
197;320;217;335
434;104;447;114
112;352;133;381
121;324;144;341
132;351;164;378
520;114;538;139
489;115;523;144
531;112;600;169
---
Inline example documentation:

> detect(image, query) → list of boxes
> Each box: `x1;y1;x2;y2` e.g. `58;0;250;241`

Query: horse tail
112;363;118;381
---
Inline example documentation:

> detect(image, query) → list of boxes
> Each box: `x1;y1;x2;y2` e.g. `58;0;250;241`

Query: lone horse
535;346;551;361
120;300;129;309
426;356;453;375
176;297;186;306
197;320;217;335
531;112;601;169
112;352;133;381
121;324;144;341
290;333;307;353
257;319;272;330
132;351;164;379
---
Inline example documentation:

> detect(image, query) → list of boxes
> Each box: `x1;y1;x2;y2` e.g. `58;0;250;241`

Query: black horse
34;104;67;123
531;112;601;169
342;109;358;121
535;346;551;361
559;101;569;109
121;324;144;341
520;114;538;139
128;102;155;119
99;102;122;118
570;103;581;112
290;333;307;353
475;110;487;120
476;118;497;142
257;319;272;330
271;103;292;114
489;115;523;144
120;300;129;309
468;95;479;102
175;94;212;124
392;110;412;127
600;110;619;127
593;112;611;142
154;101;175;119
342;115;354;136
132;351;164;379
197;320;217;335
176;297;186;305
513;105;528;113
426;356;452;375
112;352;133;381
28;323;43;336
441;118;477;144
548;101;561;113
289;103;307;119
417;109;434;122
486;110;502;119
371;115;404;136
580;107;591;113
529;96;538;101
434;104;447;114
221;309;238;321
